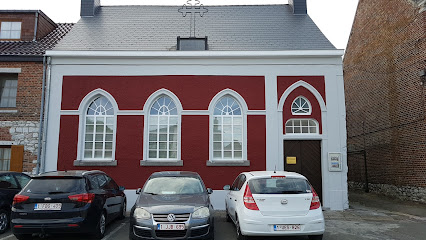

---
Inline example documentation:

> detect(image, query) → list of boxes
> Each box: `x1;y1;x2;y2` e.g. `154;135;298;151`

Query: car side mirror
223;185;230;190
119;186;125;191
136;188;142;194
207;188;213;194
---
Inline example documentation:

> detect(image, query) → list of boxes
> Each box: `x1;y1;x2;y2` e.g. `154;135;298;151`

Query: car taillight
68;193;95;203
310;186;321;210
243;184;259;211
13;195;29;205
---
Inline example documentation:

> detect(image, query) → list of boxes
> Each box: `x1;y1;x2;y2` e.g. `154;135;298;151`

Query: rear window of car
22;178;85;194
248;177;312;194
143;177;205;195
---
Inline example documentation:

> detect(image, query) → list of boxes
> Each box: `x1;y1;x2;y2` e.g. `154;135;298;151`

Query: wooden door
284;140;322;201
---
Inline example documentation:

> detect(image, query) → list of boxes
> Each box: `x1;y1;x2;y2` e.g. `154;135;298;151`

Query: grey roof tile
54;5;335;51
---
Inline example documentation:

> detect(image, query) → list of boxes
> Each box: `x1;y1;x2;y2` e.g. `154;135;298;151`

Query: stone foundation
348;181;426;204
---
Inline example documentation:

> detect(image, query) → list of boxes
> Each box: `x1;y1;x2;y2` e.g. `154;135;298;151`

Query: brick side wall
0;13;35;41
0;61;43;173
344;0;426;197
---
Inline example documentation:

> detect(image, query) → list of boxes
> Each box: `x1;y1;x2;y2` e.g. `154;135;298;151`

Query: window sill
0;109;18;113
206;160;250;166
140;160;183;166
73;160;117;166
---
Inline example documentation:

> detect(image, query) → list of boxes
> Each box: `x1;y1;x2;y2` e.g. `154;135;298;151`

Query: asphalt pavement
0;190;425;240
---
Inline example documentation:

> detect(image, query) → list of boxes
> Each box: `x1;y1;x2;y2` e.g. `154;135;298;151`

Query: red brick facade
344;0;426;195
0;61;44;172
0;12;56;41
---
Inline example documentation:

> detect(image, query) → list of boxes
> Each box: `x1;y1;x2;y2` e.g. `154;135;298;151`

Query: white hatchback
224;171;325;240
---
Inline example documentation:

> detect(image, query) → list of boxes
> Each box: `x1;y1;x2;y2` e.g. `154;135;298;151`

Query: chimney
289;0;307;15
81;0;100;17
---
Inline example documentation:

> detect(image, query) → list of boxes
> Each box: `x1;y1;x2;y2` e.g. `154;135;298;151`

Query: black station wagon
11;170;126;239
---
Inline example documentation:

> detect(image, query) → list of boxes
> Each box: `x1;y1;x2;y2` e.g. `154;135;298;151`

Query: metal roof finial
178;0;208;38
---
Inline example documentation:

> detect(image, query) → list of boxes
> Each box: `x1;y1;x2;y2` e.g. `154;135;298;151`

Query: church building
43;0;348;210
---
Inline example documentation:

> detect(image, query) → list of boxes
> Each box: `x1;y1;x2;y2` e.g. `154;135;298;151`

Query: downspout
33;11;39;41
36;56;47;174
39;57;52;174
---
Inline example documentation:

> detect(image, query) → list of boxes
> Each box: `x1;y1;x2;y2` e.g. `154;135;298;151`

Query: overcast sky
0;0;359;50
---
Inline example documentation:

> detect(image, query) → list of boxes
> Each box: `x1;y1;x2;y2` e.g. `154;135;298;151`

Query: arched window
291;96;312;115
148;95;179;160
212;96;243;160
83;96;115;160
285;119;318;134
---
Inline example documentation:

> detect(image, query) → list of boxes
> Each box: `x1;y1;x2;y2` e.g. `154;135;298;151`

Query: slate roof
0;23;74;56
54;5;336;51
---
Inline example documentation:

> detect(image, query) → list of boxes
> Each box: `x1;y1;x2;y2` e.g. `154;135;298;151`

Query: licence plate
34;203;62;211
274;224;301;231
157;224;185;230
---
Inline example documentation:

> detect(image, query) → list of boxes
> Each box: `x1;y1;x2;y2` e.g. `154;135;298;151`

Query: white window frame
143;89;182;163
0;22;22;40
285;118;319;135
291;96;312;115
76;89;118;164
208;89;248;162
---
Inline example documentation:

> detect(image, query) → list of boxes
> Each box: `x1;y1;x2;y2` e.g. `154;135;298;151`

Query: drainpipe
33;11;39;41
39;57;52;174
35;56;47;174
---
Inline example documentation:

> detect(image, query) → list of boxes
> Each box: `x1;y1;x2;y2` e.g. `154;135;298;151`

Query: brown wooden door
284;140;322;201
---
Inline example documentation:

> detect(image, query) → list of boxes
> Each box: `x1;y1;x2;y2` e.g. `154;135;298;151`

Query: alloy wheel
0;212;8;232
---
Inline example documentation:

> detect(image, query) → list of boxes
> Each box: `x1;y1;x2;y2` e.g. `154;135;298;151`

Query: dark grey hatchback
129;171;214;240
11;170;126;240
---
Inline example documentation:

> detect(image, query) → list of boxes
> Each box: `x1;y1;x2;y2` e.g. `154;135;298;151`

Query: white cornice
45;50;344;58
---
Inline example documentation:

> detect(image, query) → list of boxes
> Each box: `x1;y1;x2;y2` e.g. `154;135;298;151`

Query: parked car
0;171;31;233
129;171;214;240
11;170;126;240
224;171;325;240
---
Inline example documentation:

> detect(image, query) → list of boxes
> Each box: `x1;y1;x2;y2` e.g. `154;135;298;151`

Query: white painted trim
76;89;119;162
60;110;79;115
46;50;345;58
117;110;144;115
181;110;209;115
278;80;326;112
247;110;266;115
0;68;21;73
143;88;183;161
208;89;248;162
61;109;266;116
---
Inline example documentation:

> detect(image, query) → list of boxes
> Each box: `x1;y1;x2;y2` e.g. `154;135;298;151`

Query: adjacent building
344;0;426;202
0;10;73;173
44;0;348;210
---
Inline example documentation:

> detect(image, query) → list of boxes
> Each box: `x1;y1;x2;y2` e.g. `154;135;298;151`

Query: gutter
33;11;39;41
35;56;47;174
39;57;52;174
45;50;345;59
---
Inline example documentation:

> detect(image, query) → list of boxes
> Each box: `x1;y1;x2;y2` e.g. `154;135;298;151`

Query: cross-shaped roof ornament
178;0;208;38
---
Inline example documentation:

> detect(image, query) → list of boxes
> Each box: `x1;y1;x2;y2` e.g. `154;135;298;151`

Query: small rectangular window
0;147;11;171
0;22;22;39
0;74;18;108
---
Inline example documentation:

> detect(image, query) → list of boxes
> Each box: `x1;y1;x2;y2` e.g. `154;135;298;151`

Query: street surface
1;191;425;240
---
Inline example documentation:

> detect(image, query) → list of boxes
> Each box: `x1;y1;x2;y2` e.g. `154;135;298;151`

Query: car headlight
192;207;210;219
134;208;151;220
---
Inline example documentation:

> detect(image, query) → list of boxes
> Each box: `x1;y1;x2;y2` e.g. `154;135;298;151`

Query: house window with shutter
0;147;11;171
0;145;24;172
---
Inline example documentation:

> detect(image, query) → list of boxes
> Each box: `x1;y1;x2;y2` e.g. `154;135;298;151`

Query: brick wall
0;61;44;172
344;0;426;199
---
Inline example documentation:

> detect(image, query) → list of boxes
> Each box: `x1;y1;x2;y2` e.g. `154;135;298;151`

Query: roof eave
45;50;344;58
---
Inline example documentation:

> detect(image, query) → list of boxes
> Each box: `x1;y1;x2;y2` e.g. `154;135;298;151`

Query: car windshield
143;177;205;195
22;178;85;194
249;177;311;194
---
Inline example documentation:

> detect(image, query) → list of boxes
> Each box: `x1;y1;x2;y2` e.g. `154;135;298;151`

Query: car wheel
0;209;9;233
308;234;323;240
119;199;126;220
235;218;248;240
14;234;32;240
93;212;106;239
